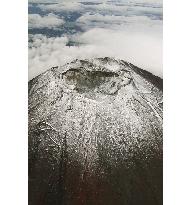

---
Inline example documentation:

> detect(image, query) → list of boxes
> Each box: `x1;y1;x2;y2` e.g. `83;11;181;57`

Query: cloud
38;2;84;12
76;28;162;77
37;1;129;15
120;0;162;5
84;2;128;13
29;28;162;80
29;0;101;3
28;0;63;3
28;13;65;29
28;0;162;80
77;13;128;25
29;0;162;6
76;13;162;33
36;1;162;23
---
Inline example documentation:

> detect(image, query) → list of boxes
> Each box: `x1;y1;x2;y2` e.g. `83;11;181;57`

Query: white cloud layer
76;13;162;34
77;13;129;25
29;0;162;5
28;0;162;80
29;0;63;3
28;13;65;29
29;28;162;80
29;0;101;3
37;0;162;15
39;2;84;12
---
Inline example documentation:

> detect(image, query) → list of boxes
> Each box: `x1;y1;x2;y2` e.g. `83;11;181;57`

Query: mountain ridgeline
29;57;163;205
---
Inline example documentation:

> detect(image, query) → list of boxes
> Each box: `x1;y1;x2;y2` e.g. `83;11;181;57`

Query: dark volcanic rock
28;57;163;205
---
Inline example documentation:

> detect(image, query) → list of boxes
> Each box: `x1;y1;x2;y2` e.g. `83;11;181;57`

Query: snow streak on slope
29;58;163;205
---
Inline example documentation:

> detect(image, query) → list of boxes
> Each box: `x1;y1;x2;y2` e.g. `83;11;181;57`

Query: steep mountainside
29;57;163;205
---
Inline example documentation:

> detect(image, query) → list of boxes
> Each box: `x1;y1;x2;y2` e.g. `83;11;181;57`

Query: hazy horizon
28;0;163;80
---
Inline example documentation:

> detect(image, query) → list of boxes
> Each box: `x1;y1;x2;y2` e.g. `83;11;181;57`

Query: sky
28;0;163;80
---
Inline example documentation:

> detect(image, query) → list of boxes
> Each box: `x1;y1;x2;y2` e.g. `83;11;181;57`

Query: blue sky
28;0;163;79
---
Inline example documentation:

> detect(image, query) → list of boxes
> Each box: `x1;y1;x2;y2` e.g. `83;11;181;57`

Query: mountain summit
29;57;163;205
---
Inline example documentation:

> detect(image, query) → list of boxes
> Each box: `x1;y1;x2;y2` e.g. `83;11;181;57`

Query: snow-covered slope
29;57;163;205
